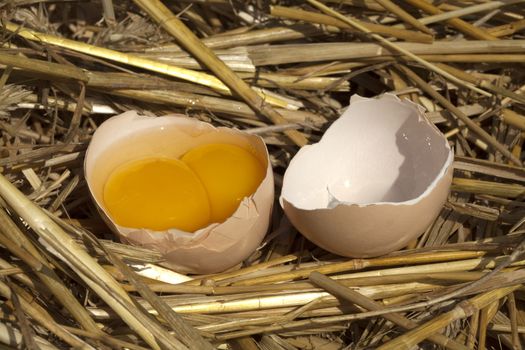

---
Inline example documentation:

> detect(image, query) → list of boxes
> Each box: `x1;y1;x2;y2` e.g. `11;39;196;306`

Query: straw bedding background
0;0;525;349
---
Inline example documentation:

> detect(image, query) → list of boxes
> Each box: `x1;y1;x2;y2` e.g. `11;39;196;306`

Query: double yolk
103;143;266;232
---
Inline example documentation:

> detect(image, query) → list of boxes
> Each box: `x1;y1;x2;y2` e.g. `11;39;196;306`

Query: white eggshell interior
281;94;453;210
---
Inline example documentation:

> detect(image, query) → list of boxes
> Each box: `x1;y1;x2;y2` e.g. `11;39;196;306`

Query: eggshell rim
84;111;272;241
280;93;454;210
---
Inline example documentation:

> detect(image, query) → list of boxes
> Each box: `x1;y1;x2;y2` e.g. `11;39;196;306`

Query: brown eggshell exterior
282;163;453;257
280;94;453;258
85;111;273;274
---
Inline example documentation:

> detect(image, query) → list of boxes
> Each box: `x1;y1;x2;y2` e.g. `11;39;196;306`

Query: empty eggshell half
85;111;274;274
280;94;453;257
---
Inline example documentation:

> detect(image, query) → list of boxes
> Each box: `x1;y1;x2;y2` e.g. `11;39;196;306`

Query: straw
3;2;525;347
232;251;487;286
377;285;521;350
404;0;499;40
305;0;491;97
0;280;93;349
0;208;99;333
399;65;522;166
374;0;433;34
416;1;525;26
270;5;433;43
309;272;468;350
131;0;308;147
2;22;293;111
0;173;166;349
507;293;521;349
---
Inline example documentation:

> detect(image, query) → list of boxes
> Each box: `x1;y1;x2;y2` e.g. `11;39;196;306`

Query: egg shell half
85;111;274;274
280;94;453;257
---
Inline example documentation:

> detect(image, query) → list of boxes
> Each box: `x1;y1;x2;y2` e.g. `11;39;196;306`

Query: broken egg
280;94;453;257
85;111;274;274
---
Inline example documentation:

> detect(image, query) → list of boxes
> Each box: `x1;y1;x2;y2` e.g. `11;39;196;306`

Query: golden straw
2;22;291;109
305;0;491;97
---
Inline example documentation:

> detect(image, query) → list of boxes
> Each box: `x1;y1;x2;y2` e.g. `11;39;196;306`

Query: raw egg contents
86;111;274;273
182;143;265;224
103;158;211;232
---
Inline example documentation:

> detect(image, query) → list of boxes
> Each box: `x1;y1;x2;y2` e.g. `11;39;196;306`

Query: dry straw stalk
0;174;164;349
374;0;433;34
0;209;99;333
270;5;433;43
305;0;491;97
2;0;525;347
377;285;521;349
131;0;308;146
309;272;468;350
404;0;499;40
230;251;487;286
2;22;293;111
399;65;521;165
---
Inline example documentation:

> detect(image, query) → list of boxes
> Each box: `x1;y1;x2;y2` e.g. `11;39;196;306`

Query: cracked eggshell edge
279;94;453;257
85;111;274;274
281;164;453;257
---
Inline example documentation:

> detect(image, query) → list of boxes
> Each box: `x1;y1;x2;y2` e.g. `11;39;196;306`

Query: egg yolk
103;158;211;232
181;143;266;224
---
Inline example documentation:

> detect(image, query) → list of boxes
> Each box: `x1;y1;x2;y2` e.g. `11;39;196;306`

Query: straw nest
1;0;525;349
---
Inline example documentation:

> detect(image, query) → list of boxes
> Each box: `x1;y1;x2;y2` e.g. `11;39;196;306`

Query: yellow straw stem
2;22;291;109
306;0;491;97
